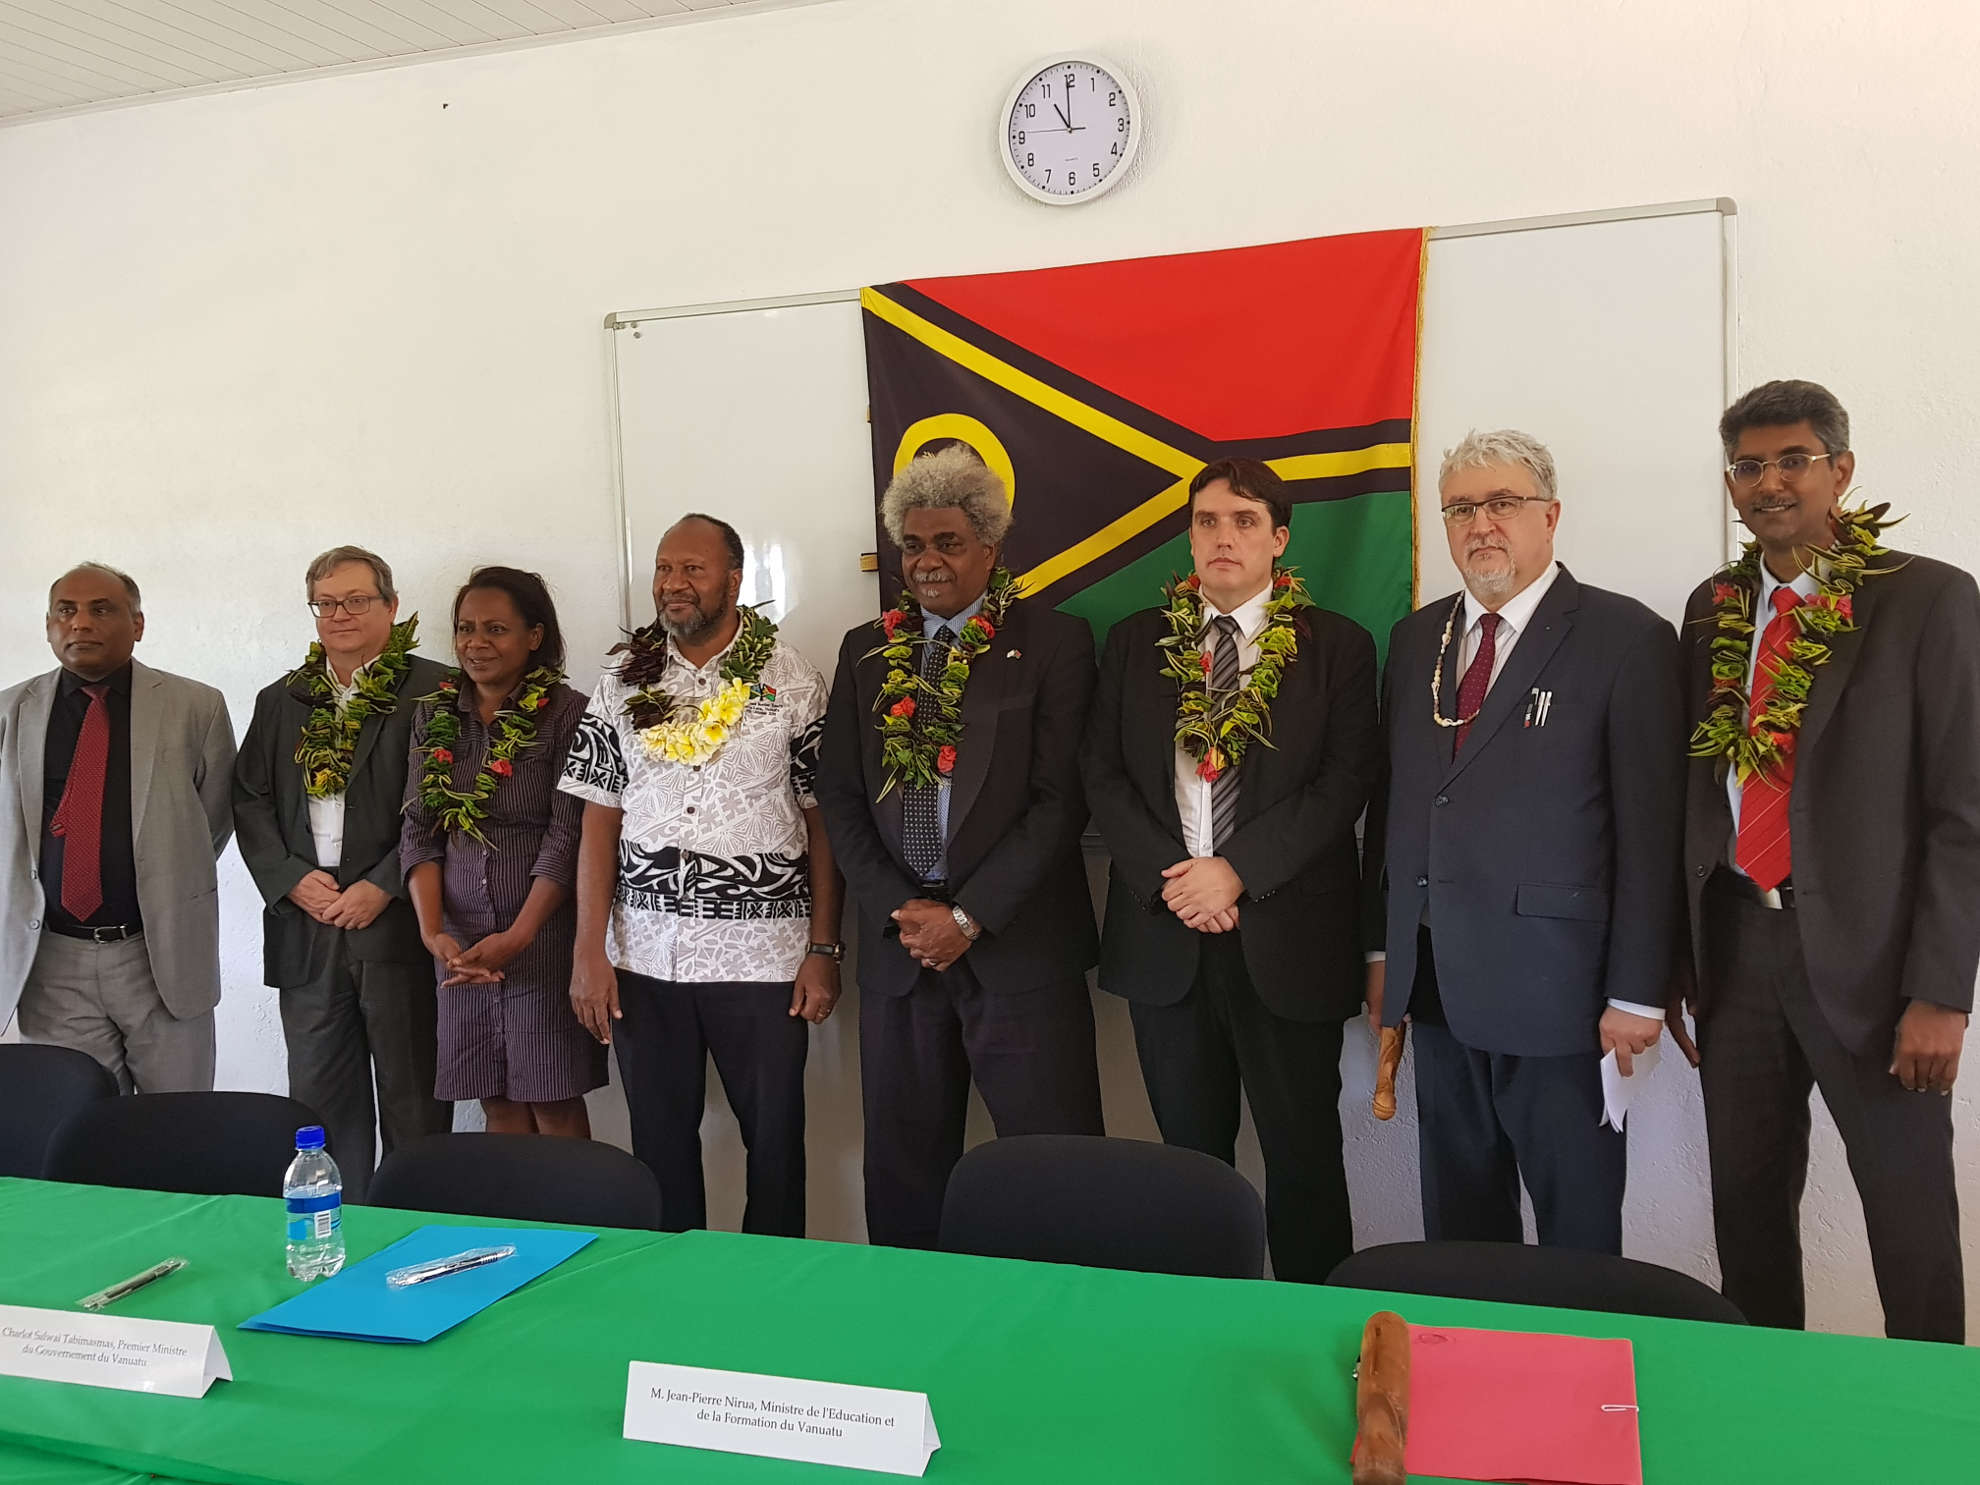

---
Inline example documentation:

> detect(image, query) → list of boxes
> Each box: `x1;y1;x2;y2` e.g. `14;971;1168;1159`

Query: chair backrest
43;1091;327;1198
938;1134;1266;1279
369;1134;664;1230
0;1044;119;1178
1326;1240;1748;1324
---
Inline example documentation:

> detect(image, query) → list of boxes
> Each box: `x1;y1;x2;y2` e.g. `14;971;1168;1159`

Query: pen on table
79;1257;188;1312
385;1245;517;1289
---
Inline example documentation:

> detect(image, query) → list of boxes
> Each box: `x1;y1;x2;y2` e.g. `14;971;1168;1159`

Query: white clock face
1002;58;1140;204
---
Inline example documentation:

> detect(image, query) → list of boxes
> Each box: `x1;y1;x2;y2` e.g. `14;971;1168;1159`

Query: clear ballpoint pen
385;1245;517;1289
79;1257;188;1311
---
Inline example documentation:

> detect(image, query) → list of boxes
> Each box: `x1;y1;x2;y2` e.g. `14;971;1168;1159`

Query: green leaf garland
410;665;564;845
289;616;419;799
1158;567;1307;781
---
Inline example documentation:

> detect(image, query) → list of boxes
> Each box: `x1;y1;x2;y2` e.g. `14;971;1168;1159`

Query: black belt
47;920;144;943
915;880;953;903
1708;865;1794;911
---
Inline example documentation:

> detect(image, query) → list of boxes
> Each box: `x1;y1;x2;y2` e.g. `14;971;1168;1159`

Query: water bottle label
286;1192;341;1245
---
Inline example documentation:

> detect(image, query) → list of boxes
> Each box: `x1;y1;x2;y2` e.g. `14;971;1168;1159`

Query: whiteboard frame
603;198;1741;628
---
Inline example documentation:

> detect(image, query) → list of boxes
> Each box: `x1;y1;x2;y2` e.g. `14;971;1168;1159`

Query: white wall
3;0;1978;1338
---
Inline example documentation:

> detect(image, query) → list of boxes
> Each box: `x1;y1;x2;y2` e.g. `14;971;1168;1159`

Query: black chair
1326;1240;1748;1324
369;1133;664;1230
0;1044;120;1178
938;1134;1266;1279
43;1091;327;1198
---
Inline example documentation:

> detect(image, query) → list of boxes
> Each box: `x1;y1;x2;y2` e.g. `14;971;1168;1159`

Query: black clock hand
1052;101;1071;130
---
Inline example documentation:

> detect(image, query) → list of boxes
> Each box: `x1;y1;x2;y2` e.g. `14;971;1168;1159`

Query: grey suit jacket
233;653;449;988
0;660;237;1027
1372;567;1687;1056
1680;549;1980;1053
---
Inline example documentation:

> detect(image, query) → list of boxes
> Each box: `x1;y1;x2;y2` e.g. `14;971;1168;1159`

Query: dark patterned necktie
902;624;954;880
50;683;111;921
1209;616;1241;851
1452;612;1501;756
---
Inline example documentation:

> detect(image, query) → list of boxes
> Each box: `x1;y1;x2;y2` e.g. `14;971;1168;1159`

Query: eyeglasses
307;595;384;618
1439;495;1555;526
1725;452;1841;487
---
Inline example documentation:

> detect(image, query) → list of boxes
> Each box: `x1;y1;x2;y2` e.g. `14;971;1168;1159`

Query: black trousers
1410;927;1625;1254
860;961;1103;1251
1699;873;1963;1342
279;942;451;1205
1127;933;1350;1283
614;973;809;1238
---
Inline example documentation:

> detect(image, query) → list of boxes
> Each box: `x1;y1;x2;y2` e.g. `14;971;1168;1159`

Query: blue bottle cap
295;1125;326;1150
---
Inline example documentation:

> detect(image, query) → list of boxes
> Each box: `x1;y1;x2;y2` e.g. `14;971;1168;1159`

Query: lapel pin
1005;648;1022;660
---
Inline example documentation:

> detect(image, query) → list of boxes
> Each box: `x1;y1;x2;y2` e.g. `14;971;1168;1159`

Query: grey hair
306;545;397;604
1438;429;1559;503
1719;379;1850;458
879;444;1013;547
49;562;142;616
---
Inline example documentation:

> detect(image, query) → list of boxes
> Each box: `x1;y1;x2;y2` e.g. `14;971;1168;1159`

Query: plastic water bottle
283;1125;345;1281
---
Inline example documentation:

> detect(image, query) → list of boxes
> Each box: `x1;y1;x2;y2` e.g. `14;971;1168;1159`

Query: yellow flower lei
638;675;753;765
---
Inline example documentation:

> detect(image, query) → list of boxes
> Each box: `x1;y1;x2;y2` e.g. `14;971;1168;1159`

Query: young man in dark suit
234;545;453;1200
817;446;1103;1250
1371;430;1684;1256
1668;380;1980;1342
1083;458;1381;1282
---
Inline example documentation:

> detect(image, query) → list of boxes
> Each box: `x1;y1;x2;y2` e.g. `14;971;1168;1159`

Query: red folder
1399;1324;1642;1485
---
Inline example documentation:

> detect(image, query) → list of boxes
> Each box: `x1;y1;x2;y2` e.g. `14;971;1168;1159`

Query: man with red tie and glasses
0;564;236;1092
1669;380;1980;1342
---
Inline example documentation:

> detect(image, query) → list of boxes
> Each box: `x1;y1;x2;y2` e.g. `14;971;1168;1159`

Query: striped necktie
1209;616;1241;851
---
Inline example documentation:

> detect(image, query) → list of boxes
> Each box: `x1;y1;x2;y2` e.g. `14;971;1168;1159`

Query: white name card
0;1304;232;1399
625;1360;940;1477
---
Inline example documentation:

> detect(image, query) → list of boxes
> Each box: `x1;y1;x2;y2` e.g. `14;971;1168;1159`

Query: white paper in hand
1599;1040;1661;1131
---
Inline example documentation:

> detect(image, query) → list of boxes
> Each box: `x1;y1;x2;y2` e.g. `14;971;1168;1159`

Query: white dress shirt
1173;586;1272;858
305;656;373;871
1724;565;1821;852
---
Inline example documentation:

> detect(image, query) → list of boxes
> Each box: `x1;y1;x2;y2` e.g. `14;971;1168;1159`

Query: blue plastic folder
239;1225;595;1343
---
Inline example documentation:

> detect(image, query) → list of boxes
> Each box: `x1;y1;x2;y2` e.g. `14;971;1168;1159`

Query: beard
658;595;724;641
1461;544;1516;602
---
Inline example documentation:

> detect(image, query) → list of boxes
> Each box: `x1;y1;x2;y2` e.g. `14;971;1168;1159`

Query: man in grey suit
234;546;452;1199
1;563;235;1092
1669;380;1980;1342
1369;430;1685;1254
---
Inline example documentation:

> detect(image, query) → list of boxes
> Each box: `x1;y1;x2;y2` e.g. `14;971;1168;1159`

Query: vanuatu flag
860;227;1425;655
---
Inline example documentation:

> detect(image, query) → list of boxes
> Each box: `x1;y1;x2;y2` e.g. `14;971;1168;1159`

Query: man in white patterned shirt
561;514;841;1238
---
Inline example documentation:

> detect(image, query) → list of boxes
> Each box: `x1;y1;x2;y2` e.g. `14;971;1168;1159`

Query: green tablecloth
2;1176;1977;1484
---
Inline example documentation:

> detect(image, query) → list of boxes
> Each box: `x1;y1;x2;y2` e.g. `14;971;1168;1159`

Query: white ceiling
0;0;831;122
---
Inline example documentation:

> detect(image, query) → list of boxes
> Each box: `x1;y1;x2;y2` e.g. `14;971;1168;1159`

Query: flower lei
610;607;779;767
1158;567;1307;782
289;616;419;800
865;567;1020;798
1689;501;1903;783
411;666;563;844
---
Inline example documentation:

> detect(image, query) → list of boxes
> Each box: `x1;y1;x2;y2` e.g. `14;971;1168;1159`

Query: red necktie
50;683;111;922
1453;613;1501;754
1735;588;1803;892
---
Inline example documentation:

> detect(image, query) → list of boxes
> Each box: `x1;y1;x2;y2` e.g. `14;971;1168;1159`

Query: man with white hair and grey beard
818;444;1104;1250
1365;430;1685;1254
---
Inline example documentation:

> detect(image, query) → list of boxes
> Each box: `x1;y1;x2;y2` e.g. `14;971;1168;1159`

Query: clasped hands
287;869;391;932
1161;855;1244;933
893;899;971;973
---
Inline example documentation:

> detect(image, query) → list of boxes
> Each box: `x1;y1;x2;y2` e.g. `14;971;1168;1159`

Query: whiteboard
605;200;1735;1250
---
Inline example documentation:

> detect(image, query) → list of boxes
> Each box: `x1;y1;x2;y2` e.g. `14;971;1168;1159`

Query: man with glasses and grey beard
1668;380;1980;1341
235;545;453;1200
1366;430;1685;1255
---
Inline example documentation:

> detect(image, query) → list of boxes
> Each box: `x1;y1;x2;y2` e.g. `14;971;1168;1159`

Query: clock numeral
1108;91;1117;106
1041;81;1051;97
1092;162;1102;180
1110;141;1120;156
1117;116;1128;132
1025;103;1035;118
1016;130;1025;145
1025;152;1034;168
1044;169;1052;183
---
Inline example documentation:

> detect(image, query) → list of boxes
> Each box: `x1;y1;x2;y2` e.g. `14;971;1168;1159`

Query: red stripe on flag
904;228;1423;443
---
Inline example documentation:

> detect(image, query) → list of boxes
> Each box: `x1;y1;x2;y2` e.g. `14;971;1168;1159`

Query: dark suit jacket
816;599;1098;998
1374;567;1685;1057
1083;603;1380;1023
233;653;451;987
1680;549;1980;1052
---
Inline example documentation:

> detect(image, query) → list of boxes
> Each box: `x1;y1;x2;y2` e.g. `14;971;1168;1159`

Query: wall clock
1000;56;1142;205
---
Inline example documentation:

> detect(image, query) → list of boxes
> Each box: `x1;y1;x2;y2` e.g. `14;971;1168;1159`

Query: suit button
28;868;37;882
1694;865;1708;878
1415;876;1428;889
1434;795;1448;807
27;919;40;931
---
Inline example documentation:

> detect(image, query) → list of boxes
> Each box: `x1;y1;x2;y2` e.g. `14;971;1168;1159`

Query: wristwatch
806;942;844;963
950;905;981;942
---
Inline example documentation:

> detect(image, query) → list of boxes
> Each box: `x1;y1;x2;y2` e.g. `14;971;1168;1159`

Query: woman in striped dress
400;567;604;1136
